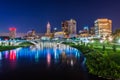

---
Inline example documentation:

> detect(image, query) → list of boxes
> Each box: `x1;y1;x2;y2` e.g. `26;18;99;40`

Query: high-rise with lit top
9;27;16;39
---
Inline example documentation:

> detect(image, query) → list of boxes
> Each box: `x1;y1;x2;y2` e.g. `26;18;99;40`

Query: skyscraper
62;19;76;37
94;18;112;37
46;22;51;35
9;27;16;39
45;22;51;37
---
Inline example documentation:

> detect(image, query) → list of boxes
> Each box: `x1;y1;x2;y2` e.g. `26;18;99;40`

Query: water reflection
9;50;17;69
54;48;59;63
0;52;2;69
35;50;39;63
5;51;9;59
47;52;51;67
0;42;83;72
0;52;2;60
10;50;16;61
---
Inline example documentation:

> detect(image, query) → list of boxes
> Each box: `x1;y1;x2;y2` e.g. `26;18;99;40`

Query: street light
54;27;57;32
100;39;104;43
108;37;113;42
118;39;120;43
91;40;94;43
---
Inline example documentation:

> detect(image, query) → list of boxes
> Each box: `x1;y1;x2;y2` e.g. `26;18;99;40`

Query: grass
64;41;120;79
0;46;20;51
0;42;34;51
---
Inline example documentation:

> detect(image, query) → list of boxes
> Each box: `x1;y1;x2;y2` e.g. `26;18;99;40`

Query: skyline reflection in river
0;43;81;70
0;43;88;80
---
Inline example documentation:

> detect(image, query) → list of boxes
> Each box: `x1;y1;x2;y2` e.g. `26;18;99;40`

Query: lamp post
100;39;106;51
54;27;57;33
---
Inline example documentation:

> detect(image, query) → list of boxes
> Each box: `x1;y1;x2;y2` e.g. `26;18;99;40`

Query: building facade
27;29;36;37
46;22;51;36
62;19;76;37
9;27;16;39
94;18;112;37
79;26;90;37
90;27;95;36
54;31;64;38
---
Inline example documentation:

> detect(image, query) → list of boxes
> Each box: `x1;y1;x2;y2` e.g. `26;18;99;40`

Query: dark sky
0;0;120;33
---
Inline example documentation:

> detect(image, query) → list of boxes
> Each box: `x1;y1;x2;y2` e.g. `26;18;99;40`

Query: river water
0;42;88;80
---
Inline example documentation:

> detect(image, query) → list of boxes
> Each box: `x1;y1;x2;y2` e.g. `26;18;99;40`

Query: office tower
62;19;76;37
94;18;112;37
9;27;16;39
46;22;51;35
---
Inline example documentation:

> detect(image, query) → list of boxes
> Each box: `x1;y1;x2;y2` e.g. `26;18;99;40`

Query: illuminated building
79;26;90;37
45;22;51;36
25;29;39;40
0;33;10;40
9;27;16;39
0;32;44;39
54;31;64;38
27;29;36;37
0;33;9;36
0;36;10;40
45;22;54;38
84;26;89;31
94;18;112;37
90;27;95;36
62;19;76;37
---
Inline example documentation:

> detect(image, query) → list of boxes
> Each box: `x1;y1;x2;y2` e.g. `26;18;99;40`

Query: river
0;42;88;80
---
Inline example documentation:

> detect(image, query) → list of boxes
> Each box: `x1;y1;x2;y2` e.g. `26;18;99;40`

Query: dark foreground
0;63;108;80
0;63;87;80
0;46;108;80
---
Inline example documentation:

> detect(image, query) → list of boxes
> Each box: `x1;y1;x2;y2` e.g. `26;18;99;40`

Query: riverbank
0;46;20;51
63;42;120;80
0;42;34;51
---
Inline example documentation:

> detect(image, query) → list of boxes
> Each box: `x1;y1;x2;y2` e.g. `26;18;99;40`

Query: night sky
0;0;120;33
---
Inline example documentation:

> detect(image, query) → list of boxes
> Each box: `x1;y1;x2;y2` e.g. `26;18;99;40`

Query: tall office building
9;27;16;39
62;19;76;37
46;22;51;35
45;22;51;37
94;18;112;37
27;29;36;37
90;27;95;35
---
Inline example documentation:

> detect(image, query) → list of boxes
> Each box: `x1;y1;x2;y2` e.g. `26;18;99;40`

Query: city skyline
0;0;120;33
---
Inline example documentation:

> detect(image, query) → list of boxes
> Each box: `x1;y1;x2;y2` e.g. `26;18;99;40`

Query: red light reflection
10;50;16;60
47;53;51;67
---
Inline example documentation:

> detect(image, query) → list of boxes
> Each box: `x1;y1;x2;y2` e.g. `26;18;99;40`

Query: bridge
0;39;78;46
0;39;40;46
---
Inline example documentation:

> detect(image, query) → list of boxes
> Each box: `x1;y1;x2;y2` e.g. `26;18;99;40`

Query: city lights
108;37;113;42
0;0;120;80
118;39;120;43
91;40;94;43
9;27;16;31
100;39;104;43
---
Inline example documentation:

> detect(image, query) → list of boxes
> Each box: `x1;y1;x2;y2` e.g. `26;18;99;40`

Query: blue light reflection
0;44;83;72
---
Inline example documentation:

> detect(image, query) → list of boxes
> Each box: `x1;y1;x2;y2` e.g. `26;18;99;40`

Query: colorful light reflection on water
0;43;83;73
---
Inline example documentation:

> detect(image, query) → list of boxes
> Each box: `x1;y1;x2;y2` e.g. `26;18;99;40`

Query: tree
102;45;105;51
112;44;116;52
113;29;120;42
